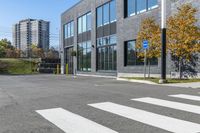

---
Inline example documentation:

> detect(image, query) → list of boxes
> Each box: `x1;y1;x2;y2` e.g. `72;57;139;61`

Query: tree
0;45;6;58
46;47;59;59
167;4;200;79
136;17;161;77
0;39;13;58
31;44;45;58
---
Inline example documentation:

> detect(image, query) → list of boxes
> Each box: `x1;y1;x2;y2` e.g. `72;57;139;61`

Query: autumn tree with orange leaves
167;4;200;78
136;17;161;77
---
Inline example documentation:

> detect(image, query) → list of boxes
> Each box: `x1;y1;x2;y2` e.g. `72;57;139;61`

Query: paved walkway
163;82;200;89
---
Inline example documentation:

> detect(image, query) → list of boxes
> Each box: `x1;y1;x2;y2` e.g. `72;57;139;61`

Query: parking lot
0;74;200;133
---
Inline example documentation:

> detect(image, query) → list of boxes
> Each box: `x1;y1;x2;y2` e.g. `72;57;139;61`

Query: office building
61;0;200;77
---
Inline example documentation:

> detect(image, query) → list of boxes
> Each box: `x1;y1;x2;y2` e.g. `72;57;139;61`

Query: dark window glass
125;40;144;66
128;0;136;16
148;0;158;9
137;0;147;14
110;0;116;22
97;38;103;47
77;41;91;71
97;35;117;71
103;3;110;25
97;7;103;27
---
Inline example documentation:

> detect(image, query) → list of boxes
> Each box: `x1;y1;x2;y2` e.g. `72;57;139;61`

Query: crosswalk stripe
169;94;200;101
88;102;200;133
132;97;200;115
36;108;118;133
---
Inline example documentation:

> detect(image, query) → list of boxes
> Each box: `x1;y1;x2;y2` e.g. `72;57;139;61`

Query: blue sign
143;40;148;49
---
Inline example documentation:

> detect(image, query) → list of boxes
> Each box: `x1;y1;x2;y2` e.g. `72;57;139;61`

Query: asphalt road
0;75;200;133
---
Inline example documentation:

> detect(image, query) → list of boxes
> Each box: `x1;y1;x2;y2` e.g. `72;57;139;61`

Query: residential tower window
78;12;91;34
64;21;74;39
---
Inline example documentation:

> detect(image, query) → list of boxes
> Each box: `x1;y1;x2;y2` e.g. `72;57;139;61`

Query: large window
97;35;117;71
148;0;158;10
137;0;147;13
97;7;103;27
103;3;110;25
125;0;158;17
110;0;116;22
77;41;91;71
64;21;74;39
125;40;143;66
124;40;158;66
78;12;91;34
127;0;136;16
97;0;116;27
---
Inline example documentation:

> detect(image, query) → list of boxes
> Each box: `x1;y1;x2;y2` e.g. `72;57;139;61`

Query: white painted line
36;108;118;133
132;97;200;115
169;94;200;102
88;102;200;133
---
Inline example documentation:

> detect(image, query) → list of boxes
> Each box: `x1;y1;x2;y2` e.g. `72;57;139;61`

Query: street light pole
159;0;167;83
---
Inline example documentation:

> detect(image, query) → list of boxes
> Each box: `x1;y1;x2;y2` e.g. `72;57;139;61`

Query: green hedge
0;58;38;74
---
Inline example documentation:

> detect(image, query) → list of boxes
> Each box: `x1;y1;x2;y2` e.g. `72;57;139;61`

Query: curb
77;74;116;79
117;78;157;85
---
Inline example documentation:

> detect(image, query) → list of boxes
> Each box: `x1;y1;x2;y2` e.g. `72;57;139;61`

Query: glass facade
127;0;136;16
97;7;103;27
125;0;158;17
77;41;91;71
125;40;158;66
125;40;144;66
78;12;91;34
97;0;116;27
97;35;117;71
64;21;74;39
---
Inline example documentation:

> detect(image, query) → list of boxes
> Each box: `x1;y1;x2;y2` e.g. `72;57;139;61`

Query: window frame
78;11;92;34
64;20;74;39
124;0;158;18
96;0;117;28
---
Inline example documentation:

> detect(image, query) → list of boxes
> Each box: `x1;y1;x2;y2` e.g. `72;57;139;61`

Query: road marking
169;94;200;102
88;102;200;133
36;108;118;133
132;97;200;115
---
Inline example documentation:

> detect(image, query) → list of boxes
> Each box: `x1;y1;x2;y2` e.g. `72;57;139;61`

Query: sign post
143;40;148;79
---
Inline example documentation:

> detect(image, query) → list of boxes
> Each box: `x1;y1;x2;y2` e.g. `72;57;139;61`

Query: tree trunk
179;58;182;79
148;59;151;78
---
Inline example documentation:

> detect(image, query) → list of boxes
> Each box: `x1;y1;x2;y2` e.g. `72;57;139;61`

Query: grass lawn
124;77;200;84
0;58;38;75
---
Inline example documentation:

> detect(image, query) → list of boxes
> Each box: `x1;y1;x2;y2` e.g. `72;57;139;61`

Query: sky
0;0;80;49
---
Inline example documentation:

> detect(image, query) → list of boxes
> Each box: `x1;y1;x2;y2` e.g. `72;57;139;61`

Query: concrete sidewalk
162;82;200;89
117;78;200;89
